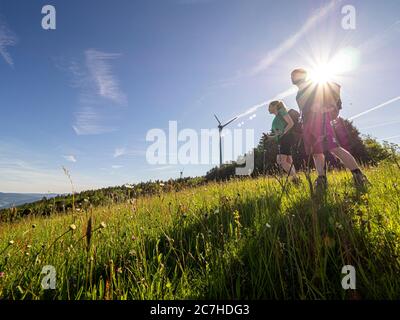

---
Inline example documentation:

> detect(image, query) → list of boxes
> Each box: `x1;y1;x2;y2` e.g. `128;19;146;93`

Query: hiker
266;100;300;183
291;68;368;190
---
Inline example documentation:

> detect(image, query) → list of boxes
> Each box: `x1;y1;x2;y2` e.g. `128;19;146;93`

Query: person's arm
282;114;294;136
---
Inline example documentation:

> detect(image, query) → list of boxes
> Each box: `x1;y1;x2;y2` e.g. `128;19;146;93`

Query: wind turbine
214;114;237;167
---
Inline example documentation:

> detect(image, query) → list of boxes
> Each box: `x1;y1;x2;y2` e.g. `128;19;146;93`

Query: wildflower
8;240;14;245
69;224;77;231
131;235;136;241
117;267;123;274
25;252;30;256
0;272;5;278
159;183;165;187
335;222;343;230
27;245;32;249
100;222;107;229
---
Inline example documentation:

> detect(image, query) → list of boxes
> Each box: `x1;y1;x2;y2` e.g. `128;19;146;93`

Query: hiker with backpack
265;100;301;184
291;68;368;191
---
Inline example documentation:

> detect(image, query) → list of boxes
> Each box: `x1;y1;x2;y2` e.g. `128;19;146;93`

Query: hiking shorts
278;132;296;156
302;112;339;155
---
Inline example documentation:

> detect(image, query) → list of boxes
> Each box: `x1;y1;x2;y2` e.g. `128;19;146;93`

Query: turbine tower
214;114;237;167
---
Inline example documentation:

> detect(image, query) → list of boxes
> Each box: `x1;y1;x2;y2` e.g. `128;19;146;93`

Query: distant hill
0;193;59;209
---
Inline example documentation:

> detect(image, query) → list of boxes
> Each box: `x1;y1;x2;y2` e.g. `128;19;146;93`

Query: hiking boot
315;175;328;193
352;171;369;189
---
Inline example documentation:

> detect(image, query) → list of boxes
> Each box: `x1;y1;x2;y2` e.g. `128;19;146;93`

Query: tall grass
0;163;399;299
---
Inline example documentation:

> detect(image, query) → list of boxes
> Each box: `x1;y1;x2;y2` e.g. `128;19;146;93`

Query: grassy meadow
0;162;400;300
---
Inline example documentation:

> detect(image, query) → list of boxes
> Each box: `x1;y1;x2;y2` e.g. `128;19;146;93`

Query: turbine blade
214;114;221;125
222;116;237;127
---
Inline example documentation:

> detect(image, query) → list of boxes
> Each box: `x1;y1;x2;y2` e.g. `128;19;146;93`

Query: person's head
268;100;286;115
291;68;308;87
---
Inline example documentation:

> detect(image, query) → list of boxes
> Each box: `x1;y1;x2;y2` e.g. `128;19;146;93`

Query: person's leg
286;155;298;178
302;115;328;189
330;146;368;187
277;154;286;171
329;147;359;171
313;153;326;176
277;154;295;176
313;152;328;190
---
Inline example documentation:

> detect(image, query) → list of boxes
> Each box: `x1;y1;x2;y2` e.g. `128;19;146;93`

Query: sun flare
308;47;360;84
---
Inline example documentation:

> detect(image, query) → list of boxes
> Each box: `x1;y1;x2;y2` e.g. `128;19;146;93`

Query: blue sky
0;0;399;193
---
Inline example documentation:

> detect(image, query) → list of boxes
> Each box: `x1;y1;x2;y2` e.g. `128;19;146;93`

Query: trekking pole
322;111;328;176
263;149;266;175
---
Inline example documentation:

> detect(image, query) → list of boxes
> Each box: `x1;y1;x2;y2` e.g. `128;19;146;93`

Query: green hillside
1;162;399;299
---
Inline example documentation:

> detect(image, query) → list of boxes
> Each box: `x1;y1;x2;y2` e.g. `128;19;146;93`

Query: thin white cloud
360;119;400;131
349;96;400;121
111;165;123;169
233;86;297;121
147;165;174;171
0;19;18;66
68;50;126;135
113;147;127;158
0;141;128;193
378;135;400;141
63;155;77;163
72;106;117;135
85;49;127;105
113;147;146;158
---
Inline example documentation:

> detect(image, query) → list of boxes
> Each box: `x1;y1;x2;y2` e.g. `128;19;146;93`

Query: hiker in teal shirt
266;100;300;183
271;107;290;142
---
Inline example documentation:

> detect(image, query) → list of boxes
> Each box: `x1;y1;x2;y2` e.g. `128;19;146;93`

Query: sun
308;63;333;84
308;47;361;84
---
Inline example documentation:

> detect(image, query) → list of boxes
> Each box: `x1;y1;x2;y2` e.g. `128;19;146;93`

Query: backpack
296;81;342;120
288;109;302;136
